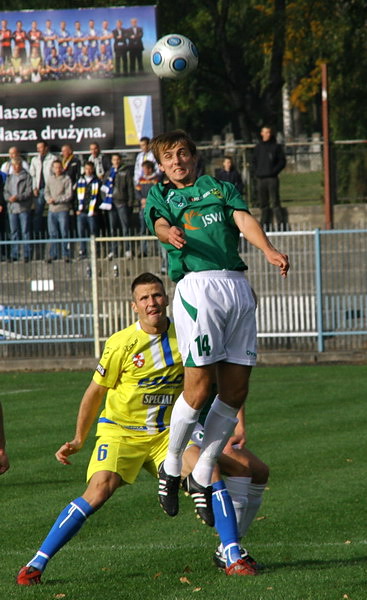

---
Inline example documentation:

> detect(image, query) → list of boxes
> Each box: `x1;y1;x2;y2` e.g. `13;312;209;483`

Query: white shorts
173;270;257;367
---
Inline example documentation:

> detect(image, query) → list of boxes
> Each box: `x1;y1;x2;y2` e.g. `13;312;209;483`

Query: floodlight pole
321;62;333;230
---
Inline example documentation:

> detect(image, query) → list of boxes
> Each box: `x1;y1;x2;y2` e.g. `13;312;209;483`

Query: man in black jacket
252;126;286;230
100;153;134;258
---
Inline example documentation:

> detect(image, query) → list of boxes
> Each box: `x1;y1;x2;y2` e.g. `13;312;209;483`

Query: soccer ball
150;34;198;79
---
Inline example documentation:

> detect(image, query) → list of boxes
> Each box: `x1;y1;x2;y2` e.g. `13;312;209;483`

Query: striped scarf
77;176;100;216
99;167;116;211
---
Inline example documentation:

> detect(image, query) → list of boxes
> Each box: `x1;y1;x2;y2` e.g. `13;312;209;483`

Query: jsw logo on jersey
138;374;184;388
183;210;224;231
201;212;223;227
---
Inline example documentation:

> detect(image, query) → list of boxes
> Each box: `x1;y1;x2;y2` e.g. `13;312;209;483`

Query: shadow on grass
264;555;367;571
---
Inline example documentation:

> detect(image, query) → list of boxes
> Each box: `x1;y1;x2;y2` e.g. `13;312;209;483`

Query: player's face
132;283;168;334
158;142;197;188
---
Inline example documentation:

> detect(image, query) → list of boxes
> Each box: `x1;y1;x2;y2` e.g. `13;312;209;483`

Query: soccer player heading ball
145;130;289;525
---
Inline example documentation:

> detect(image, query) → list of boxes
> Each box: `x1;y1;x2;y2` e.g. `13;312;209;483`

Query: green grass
1;365;366;600
280;171;323;205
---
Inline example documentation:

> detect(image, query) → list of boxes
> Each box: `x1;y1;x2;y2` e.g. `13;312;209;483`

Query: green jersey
145;175;249;282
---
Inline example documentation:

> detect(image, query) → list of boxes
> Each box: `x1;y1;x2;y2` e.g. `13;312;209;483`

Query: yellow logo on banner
124;96;152;145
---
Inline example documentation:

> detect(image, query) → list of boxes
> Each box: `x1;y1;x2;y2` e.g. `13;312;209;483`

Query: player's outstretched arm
55;381;107;465
233;210;290;278
154;217;186;249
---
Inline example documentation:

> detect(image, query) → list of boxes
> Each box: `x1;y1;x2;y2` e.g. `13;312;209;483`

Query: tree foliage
158;0;367;140
1;0;365;141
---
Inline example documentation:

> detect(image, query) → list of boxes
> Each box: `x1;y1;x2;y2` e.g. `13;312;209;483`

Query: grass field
280;171;323;205
1;365;366;600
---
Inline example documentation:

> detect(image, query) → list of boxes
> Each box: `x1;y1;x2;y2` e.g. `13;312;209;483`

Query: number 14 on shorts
194;334;212;356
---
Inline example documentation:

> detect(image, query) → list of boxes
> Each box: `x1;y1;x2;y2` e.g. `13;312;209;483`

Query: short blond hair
149;130;196;164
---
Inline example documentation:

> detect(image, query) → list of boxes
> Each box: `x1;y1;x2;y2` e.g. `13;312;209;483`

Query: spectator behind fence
135;159;160;257
88;142;110;180
1;146;29;177
45;160;73;263
29;141;58;240
4;158;32;262
252;126;287;230
60;144;81;192
76;161;101;259
0;174;7;260
100;153;135;259
216;156;244;195
133;136;160;186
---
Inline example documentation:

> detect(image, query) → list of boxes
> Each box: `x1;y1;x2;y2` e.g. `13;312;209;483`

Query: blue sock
28;497;94;572
212;481;242;567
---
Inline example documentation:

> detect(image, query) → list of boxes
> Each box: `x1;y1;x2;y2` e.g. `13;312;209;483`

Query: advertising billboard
0;5;161;152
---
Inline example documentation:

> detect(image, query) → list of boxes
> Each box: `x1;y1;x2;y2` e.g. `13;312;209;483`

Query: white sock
192;396;238;487
226;475;251;529
239;482;266;539
164;393;200;477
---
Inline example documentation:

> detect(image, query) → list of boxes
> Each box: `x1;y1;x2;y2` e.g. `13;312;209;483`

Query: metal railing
0;229;366;360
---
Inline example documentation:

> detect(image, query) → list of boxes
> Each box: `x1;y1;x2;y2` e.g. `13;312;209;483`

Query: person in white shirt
133;137;160;186
88;142;110;180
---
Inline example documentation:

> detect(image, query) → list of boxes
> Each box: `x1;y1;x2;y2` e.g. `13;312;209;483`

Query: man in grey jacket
4;158;33;262
29;141;57;240
45;160;73;263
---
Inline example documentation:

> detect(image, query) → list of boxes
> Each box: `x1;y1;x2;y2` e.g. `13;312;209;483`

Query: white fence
0;229;366;360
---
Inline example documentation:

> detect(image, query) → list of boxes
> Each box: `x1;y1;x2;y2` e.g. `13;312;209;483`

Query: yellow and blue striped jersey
93;319;183;436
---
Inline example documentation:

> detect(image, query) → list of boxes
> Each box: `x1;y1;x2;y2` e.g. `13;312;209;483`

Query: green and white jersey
145;175;250;282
